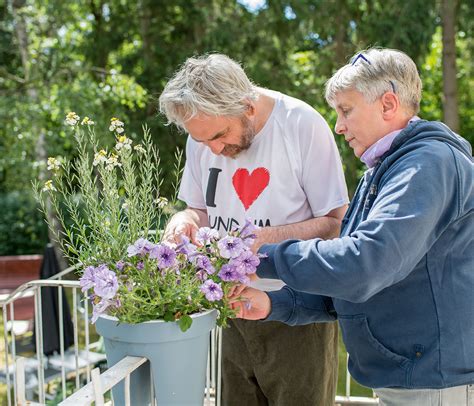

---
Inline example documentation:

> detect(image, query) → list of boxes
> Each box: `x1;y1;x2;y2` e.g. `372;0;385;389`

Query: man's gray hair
159;54;258;129
325;48;422;114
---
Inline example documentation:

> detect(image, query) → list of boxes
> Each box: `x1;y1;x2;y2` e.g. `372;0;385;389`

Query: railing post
91;367;105;406
34;287;45;404
9;303;17;404
58;285;66;401
346;352;351;397
2;304;12;406
216;327;222;406
15;357;26;406
72;287;80;390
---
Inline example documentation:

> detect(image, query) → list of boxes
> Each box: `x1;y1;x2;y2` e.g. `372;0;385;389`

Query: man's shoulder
271;90;321;116
263;91;325;127
269;93;332;143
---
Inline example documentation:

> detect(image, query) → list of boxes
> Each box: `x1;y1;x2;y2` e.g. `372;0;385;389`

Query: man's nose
206;140;225;155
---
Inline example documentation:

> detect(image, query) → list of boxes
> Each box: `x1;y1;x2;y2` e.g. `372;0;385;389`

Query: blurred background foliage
0;0;472;255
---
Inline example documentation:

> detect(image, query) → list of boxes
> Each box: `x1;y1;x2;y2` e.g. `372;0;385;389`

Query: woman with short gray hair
232;47;474;406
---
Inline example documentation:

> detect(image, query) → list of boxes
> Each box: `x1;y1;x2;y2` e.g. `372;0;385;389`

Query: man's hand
163;208;206;244
229;286;271;320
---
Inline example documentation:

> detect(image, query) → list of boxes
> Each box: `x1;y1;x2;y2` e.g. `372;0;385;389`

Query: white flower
155;196;169;209
81;116;95;126
121;201;129;211
134;144;146;154
93;149;108;166
115;135;132;151
109;117;124;133
47;157;61;171
105;153;121;171
42;180;57;192
65;112;80;126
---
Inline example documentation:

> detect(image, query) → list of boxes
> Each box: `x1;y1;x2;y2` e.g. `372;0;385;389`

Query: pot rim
98;308;217;324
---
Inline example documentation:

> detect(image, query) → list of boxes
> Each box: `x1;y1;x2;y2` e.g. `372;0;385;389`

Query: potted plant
34;113;260;405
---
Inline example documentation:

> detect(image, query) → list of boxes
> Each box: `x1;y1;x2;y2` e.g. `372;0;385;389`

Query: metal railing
1;266;378;405
0;265;106;405
58;355;148;406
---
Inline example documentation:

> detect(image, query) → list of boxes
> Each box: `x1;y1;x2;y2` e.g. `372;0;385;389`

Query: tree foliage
0;0;472;255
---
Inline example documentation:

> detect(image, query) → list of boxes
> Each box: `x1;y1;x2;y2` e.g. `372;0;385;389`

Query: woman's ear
381;92;399;119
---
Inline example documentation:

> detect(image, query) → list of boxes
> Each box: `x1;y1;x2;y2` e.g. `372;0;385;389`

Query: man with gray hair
160;54;349;405
231;48;474;405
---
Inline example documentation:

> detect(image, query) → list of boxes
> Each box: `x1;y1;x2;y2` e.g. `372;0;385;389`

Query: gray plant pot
95;309;217;406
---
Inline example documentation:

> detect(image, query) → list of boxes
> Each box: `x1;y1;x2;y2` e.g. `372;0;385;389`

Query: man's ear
244;101;256;119
381;92;399;119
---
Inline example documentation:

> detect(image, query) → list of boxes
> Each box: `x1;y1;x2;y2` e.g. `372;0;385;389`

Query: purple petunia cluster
79;218;262;324
79;264;120;322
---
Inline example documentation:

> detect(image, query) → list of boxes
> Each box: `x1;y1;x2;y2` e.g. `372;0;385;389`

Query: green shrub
0;191;48;255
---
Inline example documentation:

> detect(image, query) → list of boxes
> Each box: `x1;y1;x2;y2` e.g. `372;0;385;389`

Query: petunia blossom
200;280;223;301
196;269;208;281
231;251;260;275
193;254;216;274
176;235;197;257
150;244;177;269
91;298;119;323
79;265;96;293
239;219;258;247
217;236;245;259
218;263;241;282
196;227;219;246
93;264;119;299
127;238;155;257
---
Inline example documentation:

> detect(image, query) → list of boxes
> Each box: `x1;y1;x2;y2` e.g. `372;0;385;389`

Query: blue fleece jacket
258;120;474;389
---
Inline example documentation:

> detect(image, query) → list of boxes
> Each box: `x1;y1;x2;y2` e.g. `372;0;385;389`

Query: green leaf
163;311;174;322
178;314;193;332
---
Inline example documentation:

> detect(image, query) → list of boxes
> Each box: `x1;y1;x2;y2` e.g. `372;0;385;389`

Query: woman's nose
334;118;346;135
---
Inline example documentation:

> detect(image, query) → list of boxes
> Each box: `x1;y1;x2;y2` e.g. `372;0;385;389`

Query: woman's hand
229;286;271;320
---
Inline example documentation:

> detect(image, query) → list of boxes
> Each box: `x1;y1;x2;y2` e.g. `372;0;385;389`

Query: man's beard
222;116;256;158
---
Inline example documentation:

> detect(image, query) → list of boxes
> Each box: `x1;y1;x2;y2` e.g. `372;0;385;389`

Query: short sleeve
298;111;349;216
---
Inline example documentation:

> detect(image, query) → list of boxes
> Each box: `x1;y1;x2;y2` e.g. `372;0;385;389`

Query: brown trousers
221;319;338;406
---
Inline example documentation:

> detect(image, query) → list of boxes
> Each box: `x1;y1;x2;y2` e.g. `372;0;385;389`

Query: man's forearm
253;205;347;252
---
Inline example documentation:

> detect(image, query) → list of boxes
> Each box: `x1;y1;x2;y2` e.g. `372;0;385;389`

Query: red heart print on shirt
232;167;270;210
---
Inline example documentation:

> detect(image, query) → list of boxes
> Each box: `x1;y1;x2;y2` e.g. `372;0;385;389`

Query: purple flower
231;251;260;275
217;236;245;259
218;264;241;282
196;227;219;245
115;260;126;271
127;238;154;257
93;264;119;299
175;235;197;256
239;219;258;247
238;274;251;284
193;254;216;274
196;269;208;281
200;280;223;301
240;218;257;237
136;261;144;270
150;244;177;269
79;266;96;293
91;298;120;323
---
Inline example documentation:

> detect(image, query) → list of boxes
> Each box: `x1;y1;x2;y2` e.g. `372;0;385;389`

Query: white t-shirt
178;90;349;291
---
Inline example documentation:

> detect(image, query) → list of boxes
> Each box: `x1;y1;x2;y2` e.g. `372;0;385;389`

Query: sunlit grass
337;333;373;397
